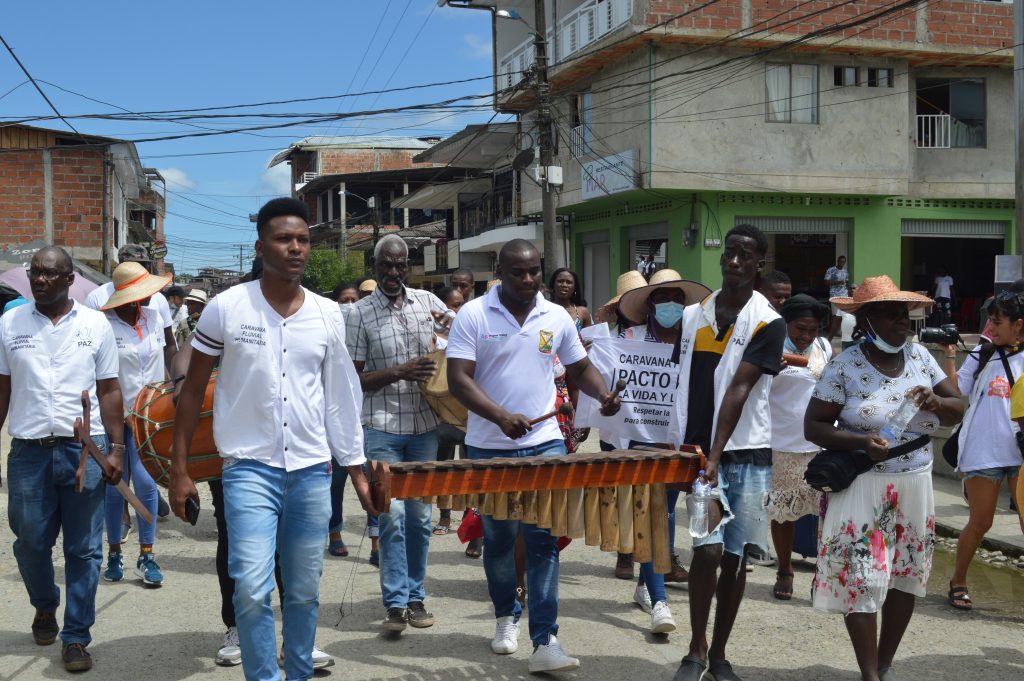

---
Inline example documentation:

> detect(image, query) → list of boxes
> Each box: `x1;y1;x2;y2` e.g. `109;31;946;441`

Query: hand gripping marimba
367;446;704;574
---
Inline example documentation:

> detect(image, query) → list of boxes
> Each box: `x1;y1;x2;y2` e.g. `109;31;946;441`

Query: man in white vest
170;197;375;681
672;224;786;681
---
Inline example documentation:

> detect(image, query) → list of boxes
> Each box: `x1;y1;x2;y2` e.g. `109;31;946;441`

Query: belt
17;436;75;447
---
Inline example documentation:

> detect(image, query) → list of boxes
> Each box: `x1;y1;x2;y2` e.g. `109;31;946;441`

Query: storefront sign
575;336;679;444
581;150;638;201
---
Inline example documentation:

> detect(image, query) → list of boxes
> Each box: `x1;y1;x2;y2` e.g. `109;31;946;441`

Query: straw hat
485;279;501;292
184;289;208;305
101;262;172;311
618;269;712;325
602;270;647;309
830;275;933;313
359;279;377;293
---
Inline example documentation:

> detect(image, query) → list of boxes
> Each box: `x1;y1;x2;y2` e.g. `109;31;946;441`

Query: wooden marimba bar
367;446;704;574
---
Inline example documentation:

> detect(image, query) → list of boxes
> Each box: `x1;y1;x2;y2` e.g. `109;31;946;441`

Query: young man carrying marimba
447;239;621;674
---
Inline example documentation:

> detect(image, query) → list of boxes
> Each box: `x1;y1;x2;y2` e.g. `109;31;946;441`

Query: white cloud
463;33;492;61
260;162;291;196
157;167;196;191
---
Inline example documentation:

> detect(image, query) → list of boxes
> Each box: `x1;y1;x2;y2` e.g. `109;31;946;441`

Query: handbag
804;434;930;493
942;348;1016;468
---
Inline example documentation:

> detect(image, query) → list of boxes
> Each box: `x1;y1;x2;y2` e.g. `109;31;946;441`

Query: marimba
367;446;704;574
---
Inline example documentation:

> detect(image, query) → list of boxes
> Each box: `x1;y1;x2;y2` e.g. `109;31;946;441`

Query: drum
419;349;467;429
130;372;220;487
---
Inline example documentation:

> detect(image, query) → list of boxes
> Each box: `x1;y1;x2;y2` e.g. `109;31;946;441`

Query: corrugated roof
268;135;441;167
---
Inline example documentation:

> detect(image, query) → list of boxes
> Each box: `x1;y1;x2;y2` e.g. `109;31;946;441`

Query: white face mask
866;319;906;354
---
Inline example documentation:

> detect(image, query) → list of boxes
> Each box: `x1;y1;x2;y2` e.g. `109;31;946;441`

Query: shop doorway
772;234;842;298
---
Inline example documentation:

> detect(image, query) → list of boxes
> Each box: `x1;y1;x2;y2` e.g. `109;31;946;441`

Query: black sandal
773;571;794;601
948;584;973;611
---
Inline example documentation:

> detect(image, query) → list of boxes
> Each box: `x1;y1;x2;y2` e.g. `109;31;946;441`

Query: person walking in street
99;262;172;588
446;239;621;674
1;245;125;673
346;233;450;633
932;265;955;325
164;285;190;350
671;225;786;681
767;294;831;600
945;289;1024;610
825;255;849;340
615;268;711;635
805;275;962;681
170;197;374;681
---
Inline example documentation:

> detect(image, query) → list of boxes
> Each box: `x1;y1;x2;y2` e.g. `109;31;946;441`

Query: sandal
709;659;743;681
773;571;794;601
432;522;451;536
675;655;708;681
327;540;349;557
947;584;973;610
465;538;482;559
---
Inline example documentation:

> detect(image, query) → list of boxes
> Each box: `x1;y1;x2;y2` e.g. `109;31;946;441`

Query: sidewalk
931;471;1024;557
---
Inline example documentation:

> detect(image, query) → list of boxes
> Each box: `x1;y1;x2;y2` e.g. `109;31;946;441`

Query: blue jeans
328;463;349;534
222;458;331;681
104;427;158;546
627;441;680;603
7;435;109;646
693;462;771;557
468;439;566;647
364;428;438;608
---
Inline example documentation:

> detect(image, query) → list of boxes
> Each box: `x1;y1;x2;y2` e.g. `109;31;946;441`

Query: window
867;68;893;88
766;64;818;124
569;92;593;157
833;66;858;87
916;78;986;148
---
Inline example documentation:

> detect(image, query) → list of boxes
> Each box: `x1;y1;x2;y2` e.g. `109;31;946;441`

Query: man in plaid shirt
346;234;450;633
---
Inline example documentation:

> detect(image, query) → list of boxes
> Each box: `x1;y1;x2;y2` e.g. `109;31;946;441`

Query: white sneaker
633;583;653;614
650;601;677;634
491;615;520;654
277;645;335;669
527;634;580;673
215;627;241;667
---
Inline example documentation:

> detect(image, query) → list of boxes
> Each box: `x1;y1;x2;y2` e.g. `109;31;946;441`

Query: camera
918;324;960;345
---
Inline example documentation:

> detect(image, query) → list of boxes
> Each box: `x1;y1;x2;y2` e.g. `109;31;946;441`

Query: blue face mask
654;302;685;328
866;319;906;354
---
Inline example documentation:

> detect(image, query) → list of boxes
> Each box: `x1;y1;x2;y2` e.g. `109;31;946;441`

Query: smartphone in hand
184;496;200;526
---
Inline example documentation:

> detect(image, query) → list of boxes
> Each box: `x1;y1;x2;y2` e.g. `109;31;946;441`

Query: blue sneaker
135;553;164;587
103;552;124;582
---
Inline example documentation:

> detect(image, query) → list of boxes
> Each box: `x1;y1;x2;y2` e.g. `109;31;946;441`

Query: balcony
499;0;631;90
458;186;515;239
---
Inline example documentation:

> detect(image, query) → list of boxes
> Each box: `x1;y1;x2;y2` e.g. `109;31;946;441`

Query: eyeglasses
26;267;72;282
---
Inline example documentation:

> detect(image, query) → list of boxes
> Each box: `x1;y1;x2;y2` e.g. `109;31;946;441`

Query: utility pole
1015;0;1023;254
534;0;558;275
339;182;348;269
238;245;243;276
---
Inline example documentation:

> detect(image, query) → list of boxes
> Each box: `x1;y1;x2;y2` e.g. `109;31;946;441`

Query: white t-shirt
86;282;173;337
934;275;954;299
840;311;857;343
956;347;1024;472
0;302;118;438
446;285;587;450
105;308;165;413
770;338;831;452
192;281;364;470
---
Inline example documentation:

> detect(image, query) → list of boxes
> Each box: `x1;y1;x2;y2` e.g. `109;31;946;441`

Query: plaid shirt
346;286;448;434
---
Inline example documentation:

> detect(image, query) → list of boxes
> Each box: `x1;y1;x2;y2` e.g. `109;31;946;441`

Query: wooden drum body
130;372;219;487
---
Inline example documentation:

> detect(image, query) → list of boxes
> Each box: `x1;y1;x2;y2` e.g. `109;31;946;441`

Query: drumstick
610;378;628;396
74;405;153;525
782;352;808;367
528;402;574;426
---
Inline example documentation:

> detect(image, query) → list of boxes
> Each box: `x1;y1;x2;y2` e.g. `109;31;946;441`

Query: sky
0;1;503;274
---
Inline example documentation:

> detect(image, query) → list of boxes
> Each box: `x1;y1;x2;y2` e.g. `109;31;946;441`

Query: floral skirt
554;378;588;453
768;450;822;523
812;467;935;615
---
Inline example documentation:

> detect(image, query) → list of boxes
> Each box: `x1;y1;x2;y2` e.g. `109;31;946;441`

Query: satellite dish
511;148;535;172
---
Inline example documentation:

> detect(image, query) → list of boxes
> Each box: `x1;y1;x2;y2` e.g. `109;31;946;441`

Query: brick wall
644;0;1013;51
0;150;46;243
318;148;433;175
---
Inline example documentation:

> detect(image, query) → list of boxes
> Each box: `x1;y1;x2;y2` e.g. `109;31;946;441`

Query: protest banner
575;336;679;444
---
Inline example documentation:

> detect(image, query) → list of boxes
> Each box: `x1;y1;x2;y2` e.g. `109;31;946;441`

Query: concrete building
0;123;167;275
466;0;1016;329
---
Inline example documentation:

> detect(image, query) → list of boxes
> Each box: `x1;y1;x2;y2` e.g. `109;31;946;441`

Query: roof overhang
412;123;518;169
297;166;477;196
391;178;491;210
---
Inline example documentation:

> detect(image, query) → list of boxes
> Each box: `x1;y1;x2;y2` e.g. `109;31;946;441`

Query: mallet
610;378;628;397
528;402;574;426
782;352;809;367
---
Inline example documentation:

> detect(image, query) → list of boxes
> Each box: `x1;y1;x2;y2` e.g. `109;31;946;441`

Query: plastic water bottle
879;392;920;444
687;470;711;539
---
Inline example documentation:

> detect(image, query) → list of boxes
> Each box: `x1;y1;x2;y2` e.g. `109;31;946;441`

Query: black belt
17;436;75;447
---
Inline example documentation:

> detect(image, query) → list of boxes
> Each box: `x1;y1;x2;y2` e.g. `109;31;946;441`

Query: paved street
2;433;1023;681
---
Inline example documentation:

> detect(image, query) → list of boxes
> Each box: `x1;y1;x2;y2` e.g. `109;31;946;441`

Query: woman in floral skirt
805;276;963;681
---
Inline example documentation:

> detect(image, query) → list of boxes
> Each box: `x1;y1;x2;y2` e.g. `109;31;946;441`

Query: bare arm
908;378;964;427
564;356;620;416
96;377;125;483
169;350;217;521
162;327;176;376
704;361;765;486
804;397;881;453
352;357;436;393
0;374;9;484
447;357;532;440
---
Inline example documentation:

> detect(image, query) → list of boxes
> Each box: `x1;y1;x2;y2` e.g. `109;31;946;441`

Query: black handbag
804;434;931;493
943;348;1016;468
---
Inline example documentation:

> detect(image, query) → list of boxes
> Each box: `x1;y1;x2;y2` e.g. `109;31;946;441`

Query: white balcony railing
499;0;632;90
916;114;951;149
569;125;587;158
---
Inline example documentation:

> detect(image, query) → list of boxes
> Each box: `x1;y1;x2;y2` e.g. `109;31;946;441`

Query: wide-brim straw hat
830;274;933;312
602;270;647;309
101;262;172;310
184;289;208;305
618;269;712;325
359;279;377;293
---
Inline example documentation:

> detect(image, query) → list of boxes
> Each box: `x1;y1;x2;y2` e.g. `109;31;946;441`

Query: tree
302;246;363;294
